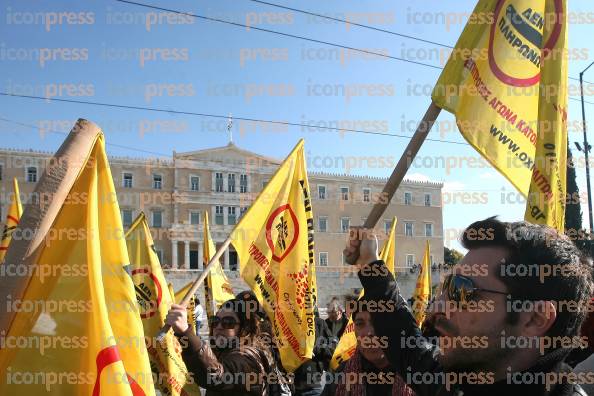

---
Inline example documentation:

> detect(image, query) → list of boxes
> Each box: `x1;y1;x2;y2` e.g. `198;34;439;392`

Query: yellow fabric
0;177;23;262
125;213;200;395
329;217;397;370
523;1;567;231
432;0;567;221
0;134;155;395
174;281;197;335
203;212;234;319
412;241;431;327
231;139;317;372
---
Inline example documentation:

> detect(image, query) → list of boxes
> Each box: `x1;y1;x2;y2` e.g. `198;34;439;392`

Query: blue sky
1;0;593;252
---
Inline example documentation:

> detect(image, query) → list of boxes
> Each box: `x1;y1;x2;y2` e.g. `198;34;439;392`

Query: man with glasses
343;217;592;395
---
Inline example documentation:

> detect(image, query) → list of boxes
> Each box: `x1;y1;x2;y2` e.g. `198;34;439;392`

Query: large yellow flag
432;0;568;228
0;129;155;395
202;212;234;319
329;218;397;370
412;241;432;327
0;177;23;262
231;139;317;372
523;1;567;230
126;213;200;396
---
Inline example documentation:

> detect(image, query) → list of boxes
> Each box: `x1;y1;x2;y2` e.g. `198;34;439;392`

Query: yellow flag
231;139;316;372
126;213;200;395
0;178;23;262
432;0;567;202
523;1;567;231
0;132;155;395
329;218;397;370
174;281;197;335
203;212;234;319
412;241;432;327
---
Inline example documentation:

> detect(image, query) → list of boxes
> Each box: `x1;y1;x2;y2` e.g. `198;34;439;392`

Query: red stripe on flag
6;215;19;224
93;346;146;396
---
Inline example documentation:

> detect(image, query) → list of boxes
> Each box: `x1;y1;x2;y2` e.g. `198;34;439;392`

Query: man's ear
521;300;557;336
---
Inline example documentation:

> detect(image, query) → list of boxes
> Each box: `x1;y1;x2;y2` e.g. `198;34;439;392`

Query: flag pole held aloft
346;102;441;265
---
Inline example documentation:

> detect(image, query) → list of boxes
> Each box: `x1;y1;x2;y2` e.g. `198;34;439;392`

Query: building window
215;173;224;192
318;185;326;200
228;207;237;225
240;174;248;193
424;193;431;207
405;222;413;237
27;167;37;183
363;188;370;202
340;187;349;201
404;192;412;205
155;247;163;264
239;207;248;219
152;210;163;228
122;209;133;227
215;206;224;225
430;255;434;266
190;211;200;225
319;252;328;266
262;180;269;189
228;174;236;193
406;254;414;268
123;172;133;188
0;164;3;180
341;217;350;233
384;219;392;235
318;216;327;232
190;176;200;191
153;174;162;189
425;223;433;237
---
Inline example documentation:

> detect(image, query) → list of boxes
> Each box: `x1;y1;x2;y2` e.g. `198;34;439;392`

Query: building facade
0;143;444;305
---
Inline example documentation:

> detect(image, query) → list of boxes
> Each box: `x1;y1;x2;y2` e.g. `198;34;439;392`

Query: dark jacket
358;259;587;396
176;327;271;396
294;316;336;391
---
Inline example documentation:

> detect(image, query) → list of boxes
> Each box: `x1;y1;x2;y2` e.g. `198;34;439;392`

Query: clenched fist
166;304;189;334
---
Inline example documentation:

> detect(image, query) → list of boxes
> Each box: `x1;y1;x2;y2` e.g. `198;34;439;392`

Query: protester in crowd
344;217;592;396
326;300;348;340
194;297;206;331
167;296;283;395
322;297;416;396
293;308;335;396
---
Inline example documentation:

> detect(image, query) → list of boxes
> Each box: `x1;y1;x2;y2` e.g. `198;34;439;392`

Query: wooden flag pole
156;237;232;341
346;101;442;264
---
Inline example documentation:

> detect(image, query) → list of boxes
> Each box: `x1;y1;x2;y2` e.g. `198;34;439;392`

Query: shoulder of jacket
572;384;587;396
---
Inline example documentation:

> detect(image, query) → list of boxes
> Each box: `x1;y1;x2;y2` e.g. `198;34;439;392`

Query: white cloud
442;181;465;192
405;173;431;183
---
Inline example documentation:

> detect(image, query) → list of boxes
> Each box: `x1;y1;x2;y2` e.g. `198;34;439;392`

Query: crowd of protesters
167;217;594;395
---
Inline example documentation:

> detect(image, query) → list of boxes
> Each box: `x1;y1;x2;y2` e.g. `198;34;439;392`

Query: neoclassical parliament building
0;142;444;304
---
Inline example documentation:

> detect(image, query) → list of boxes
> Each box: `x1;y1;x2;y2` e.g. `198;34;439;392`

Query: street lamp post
579;61;594;235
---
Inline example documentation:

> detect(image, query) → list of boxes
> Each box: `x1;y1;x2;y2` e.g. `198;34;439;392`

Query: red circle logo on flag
265;204;299;262
488;0;562;87
131;268;162;319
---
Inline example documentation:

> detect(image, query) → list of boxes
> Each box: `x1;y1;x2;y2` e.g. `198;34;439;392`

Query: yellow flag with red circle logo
0;123;155;395
329;217;397;370
231;139;316;372
432;0;568;230
126;212;200;396
203;212;234;319
0;178;23;262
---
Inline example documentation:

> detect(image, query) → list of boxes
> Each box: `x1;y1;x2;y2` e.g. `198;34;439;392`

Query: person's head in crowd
427;217;593;374
210;297;262;349
327;300;344;322
351;298;389;368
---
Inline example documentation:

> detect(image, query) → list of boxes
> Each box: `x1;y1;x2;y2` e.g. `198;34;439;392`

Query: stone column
223;246;230;270
184;241;190;270
198;242;204;270
171;240;178;269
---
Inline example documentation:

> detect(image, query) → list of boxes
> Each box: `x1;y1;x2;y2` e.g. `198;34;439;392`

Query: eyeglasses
210;316;240;329
441;274;508;305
